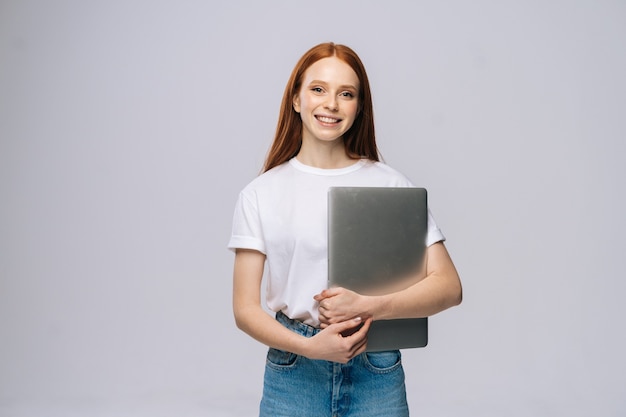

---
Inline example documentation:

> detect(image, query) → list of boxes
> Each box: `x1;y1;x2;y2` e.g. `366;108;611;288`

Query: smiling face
292;57;360;147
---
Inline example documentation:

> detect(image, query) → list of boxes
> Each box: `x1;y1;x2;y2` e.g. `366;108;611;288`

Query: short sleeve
227;191;266;254
426;208;446;247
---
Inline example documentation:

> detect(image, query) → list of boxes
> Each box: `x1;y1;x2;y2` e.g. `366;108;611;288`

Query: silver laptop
328;187;429;351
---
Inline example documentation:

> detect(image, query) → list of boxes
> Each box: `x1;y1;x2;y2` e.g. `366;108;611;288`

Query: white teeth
317;116;339;123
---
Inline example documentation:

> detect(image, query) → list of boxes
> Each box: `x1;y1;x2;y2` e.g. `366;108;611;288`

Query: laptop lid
328;187;428;351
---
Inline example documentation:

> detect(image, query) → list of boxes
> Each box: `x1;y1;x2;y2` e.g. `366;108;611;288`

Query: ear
292;94;301;113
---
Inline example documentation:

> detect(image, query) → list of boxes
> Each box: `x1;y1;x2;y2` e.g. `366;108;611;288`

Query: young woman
229;42;462;417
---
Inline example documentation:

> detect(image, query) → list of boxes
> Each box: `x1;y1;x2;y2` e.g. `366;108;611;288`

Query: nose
324;95;338;111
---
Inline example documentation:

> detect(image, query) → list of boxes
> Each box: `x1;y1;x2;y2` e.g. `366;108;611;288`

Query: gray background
1;1;625;416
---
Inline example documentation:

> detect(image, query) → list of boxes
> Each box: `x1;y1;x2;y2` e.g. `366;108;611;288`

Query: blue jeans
259;311;409;417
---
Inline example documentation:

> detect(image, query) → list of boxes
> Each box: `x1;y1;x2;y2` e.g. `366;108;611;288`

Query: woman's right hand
305;317;372;363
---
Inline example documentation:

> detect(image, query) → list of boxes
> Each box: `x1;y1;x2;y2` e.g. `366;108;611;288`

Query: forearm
369;242;462;320
372;272;462;320
234;301;371;363
234;304;310;356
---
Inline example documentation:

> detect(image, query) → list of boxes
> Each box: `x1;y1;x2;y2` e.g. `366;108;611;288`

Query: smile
316;115;341;124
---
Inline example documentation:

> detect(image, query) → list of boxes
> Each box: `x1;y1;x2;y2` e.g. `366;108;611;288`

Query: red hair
263;42;379;172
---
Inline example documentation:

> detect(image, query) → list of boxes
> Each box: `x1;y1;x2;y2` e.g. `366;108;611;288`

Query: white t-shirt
228;158;445;326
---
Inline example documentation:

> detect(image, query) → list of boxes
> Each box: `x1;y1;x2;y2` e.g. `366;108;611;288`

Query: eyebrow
308;80;359;90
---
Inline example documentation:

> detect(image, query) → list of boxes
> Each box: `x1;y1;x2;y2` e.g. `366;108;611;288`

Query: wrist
293;333;313;358
367;293;393;321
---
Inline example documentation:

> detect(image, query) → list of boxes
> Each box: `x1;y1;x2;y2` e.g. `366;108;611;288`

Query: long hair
263;42;379;172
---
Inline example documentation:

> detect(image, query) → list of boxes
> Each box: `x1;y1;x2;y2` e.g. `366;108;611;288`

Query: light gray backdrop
1;1;624;416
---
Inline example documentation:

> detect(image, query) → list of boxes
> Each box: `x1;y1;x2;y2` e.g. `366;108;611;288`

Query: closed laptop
328;187;429;351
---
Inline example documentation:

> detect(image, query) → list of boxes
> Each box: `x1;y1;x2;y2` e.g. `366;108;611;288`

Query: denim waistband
276;311;321;338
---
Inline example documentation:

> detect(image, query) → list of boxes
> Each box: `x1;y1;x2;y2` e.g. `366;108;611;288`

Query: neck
296;139;355;169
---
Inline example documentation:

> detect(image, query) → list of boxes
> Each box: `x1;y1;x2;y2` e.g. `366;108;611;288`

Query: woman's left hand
314;287;371;329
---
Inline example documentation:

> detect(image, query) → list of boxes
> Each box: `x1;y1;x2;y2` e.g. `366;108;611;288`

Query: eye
340;91;355;98
311;87;324;94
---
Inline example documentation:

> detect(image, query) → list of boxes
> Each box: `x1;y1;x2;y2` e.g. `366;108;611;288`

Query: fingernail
354;317;362;322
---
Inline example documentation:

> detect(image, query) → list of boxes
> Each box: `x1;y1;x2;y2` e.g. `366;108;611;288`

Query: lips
316;115;341;124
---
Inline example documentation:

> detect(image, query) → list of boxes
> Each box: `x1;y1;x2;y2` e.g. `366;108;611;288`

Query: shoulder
240;161;293;195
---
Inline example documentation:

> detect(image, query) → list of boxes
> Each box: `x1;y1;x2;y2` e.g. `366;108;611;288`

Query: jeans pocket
363;350;402;373
266;347;298;369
